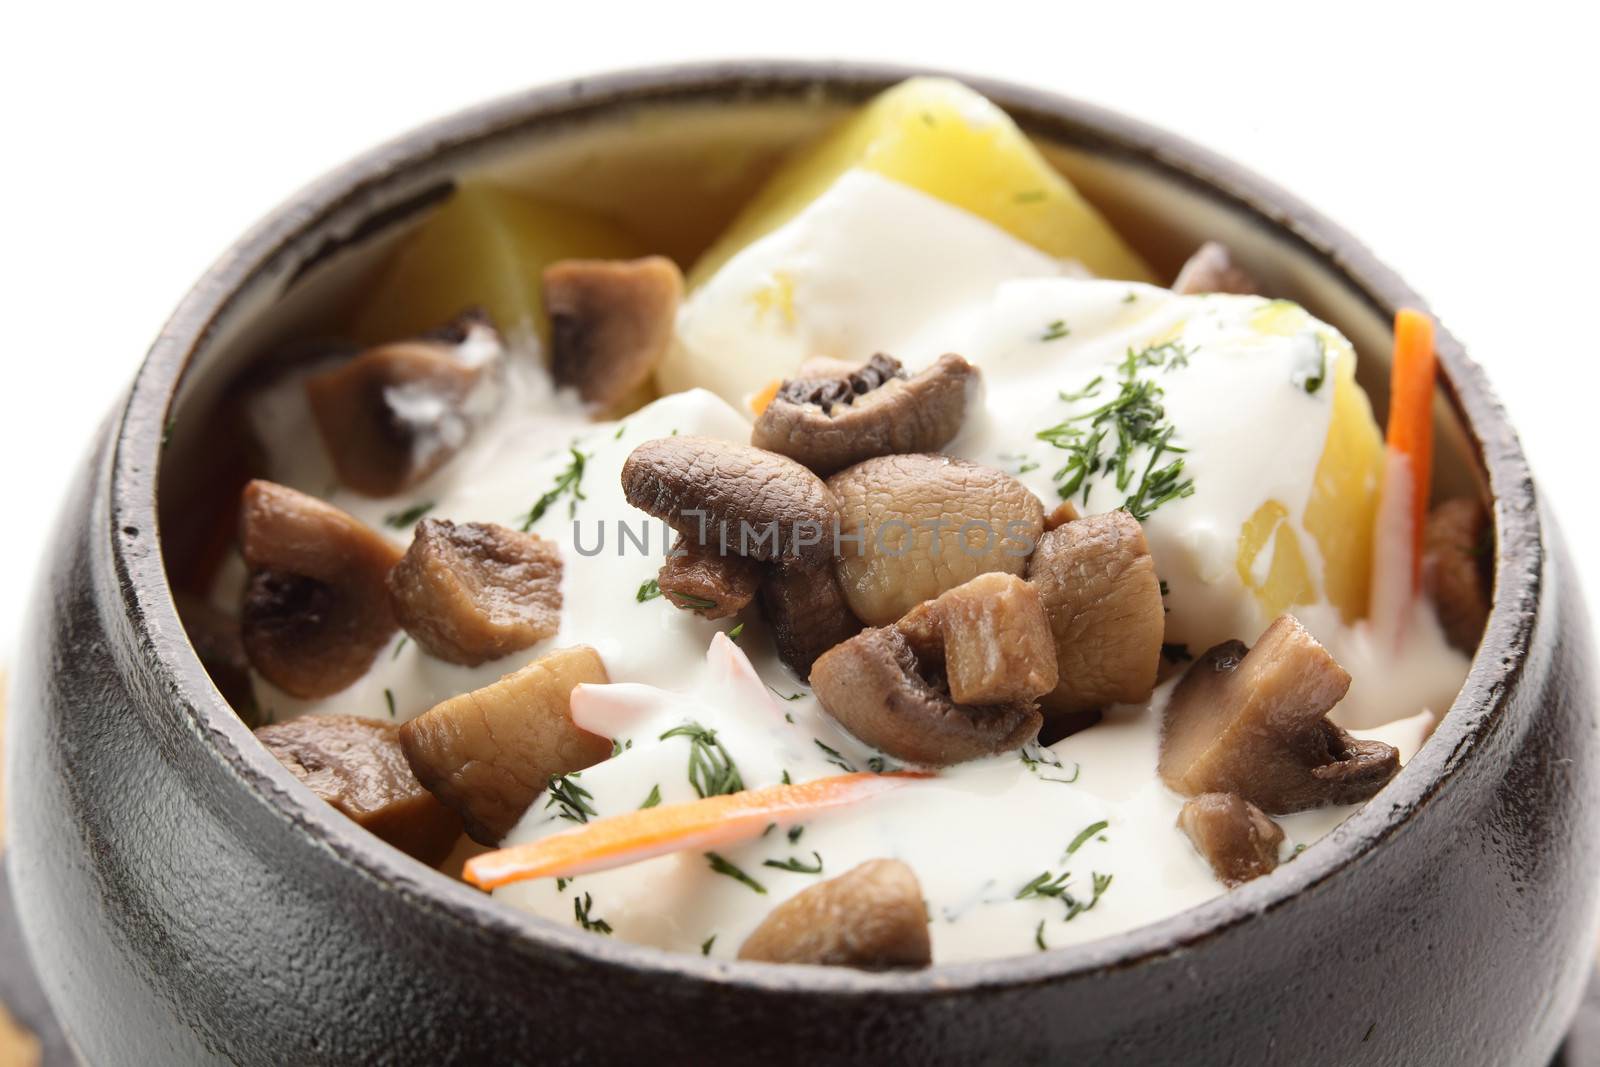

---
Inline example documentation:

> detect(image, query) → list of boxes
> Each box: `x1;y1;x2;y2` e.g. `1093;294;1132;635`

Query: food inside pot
186;75;1485;967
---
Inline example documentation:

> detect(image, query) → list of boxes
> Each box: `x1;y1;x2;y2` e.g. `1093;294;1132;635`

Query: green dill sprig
546;774;598;823
762;851;824;875
705;852;766;894
1040;319;1070;342
520;446;590;530
636;578;662;602
727;622;745;642
769;685;804;702
1035;341;1196;521
661;722;745;798
1064;872;1114;921
1017;871;1072;900
639;784;662;809
384;500;434;529
1293;335;1328;395
1035;920;1048;951
573;892;612;934
701;935;717;955
384;688;396;718
787;825;805;844
1066;820;1109;856
813;739;857;773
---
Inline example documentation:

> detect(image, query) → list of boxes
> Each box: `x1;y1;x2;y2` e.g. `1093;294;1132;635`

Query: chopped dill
391;636;409;660
383;688;396;718
788;825;805;844
546;774;598;823
672;592;718;611
660;722;744;797
1019;741;1063;772
613;423;627;440
813;739;857;773
769;684;804;702
701;935;717;955
610;737;633;757
762;851;824;875
1035;920;1048;951
705;852;766;894
1122;291;1139;304
1035;341;1196;521
636;578;662;602
727;622;745;642
1041;764;1083;785
1066;820;1109;856
1017;871;1072;900
1064;872;1114;921
780;769;792;785
383;500;434;529
573;892;612;934
520;445;590;529
1040;319;1071;342
1059;375;1104;404
556;877;570;891
639;784;662;810
1293;335;1328;395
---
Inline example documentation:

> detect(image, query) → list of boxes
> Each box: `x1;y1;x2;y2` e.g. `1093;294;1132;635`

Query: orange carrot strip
1385;308;1437;590
464;772;927;890
749;378;782;416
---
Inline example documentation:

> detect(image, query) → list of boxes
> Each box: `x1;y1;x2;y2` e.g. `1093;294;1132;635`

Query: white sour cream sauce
243;167;1467;963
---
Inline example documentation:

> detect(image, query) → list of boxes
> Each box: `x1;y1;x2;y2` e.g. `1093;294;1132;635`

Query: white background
1;1;1596;660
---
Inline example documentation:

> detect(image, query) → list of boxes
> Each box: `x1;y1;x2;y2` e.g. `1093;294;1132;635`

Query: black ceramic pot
5;62;1597;1066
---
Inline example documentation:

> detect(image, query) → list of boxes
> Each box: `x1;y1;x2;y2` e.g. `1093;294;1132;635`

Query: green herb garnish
573;892;612;934
787;825;805;844
1066;820;1109;856
384;500;434;529
727;622;745;642
1040;319;1071;342
660;722;744;798
813;739;856;773
639;784;662;810
636;578;662;602
701;935;717;955
1064;872;1113;921
546;774;598;823
762;851;823;875
1035;920;1048;950
384;688;396;718
705;852;766;894
391;636;409;660
1017;871;1073;900
520;446;590;529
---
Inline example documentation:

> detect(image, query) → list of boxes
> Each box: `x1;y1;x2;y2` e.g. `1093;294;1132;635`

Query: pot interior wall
155;78;1487;666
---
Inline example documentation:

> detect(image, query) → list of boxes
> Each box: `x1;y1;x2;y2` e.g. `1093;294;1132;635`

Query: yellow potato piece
352;184;644;346
1235;328;1382;625
688;77;1156;288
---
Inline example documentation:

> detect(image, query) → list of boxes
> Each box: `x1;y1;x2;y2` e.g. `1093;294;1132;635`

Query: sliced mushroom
829;453;1044;626
1025;510;1164;718
257;715;463;865
658;535;763;620
1178;792;1285;887
751;353;979;476
1158;615;1400;814
737;859;931;970
758;559;863;680
305;310;502;497
810;625;1042;767
545;256;683;408
621;436;838;567
1423;496;1493;653
387;519;562;667
895;573;1057;706
1172;241;1259;296
399;645;611;844
238;480;402;699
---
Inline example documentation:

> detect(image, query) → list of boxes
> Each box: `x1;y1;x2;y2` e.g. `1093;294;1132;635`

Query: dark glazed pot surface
5;62;1598;1066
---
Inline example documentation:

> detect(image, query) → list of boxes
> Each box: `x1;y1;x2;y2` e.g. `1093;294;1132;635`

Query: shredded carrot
464;772;927;890
749;378;782;416
1384;308;1438;590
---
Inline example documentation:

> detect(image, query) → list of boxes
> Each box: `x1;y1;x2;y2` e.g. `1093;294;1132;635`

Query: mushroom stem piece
658;535;763;620
759;558;863;680
387;519;563;666
1158;615;1400;814
895;573;1057;706
238;480;403;699
545;256;683;409
1172;241;1259;296
1422;496;1493;653
400;646;612;845
737;859;932;970
1178;792;1285;887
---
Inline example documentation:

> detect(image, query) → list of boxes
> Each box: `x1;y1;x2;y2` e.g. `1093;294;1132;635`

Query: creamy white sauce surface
240;168;1469;963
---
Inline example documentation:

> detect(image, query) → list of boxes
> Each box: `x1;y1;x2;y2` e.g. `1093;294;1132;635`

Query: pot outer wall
6;64;1600;1066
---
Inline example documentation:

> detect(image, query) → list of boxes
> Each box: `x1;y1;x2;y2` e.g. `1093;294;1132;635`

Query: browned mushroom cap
545;256;683;408
1423;496;1493;653
829;453;1044;626
399;646;611;844
1159;615;1400;814
737;859;931;969
621;436;838;566
1172;241;1259;296
387;519;562;667
257;715;463;865
305;310;502;497
1024;510;1164;718
238;480;403;699
895;573;1057;706
810;626;1042;767
1177;792;1285;887
751;353;979;476
759;559;863;680
658;535;762;620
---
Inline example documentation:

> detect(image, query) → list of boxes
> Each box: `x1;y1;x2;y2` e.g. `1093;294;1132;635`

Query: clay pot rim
108;60;1538;995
